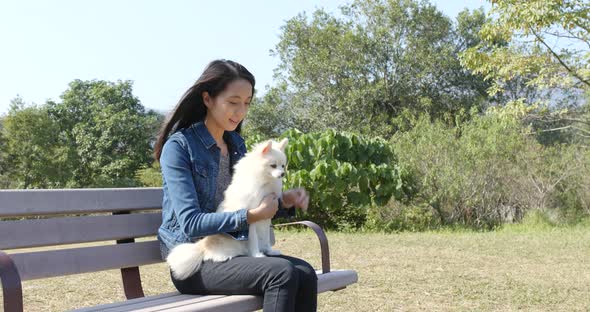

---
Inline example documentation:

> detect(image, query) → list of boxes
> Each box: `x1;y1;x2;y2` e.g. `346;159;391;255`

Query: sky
0;0;489;116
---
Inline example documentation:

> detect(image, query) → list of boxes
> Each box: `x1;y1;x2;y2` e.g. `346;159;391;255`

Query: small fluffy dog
166;139;289;280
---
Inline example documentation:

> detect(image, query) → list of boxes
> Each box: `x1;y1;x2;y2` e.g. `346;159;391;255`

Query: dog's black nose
281;172;285;177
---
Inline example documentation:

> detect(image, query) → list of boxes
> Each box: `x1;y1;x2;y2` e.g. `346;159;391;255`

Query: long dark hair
154;59;255;161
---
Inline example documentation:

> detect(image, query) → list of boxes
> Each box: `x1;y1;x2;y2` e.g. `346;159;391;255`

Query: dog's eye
270;164;277;168
282;165;285;168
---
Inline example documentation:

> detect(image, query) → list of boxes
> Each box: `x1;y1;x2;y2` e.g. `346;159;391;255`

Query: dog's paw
265;249;282;256
209;255;231;262
251;252;266;258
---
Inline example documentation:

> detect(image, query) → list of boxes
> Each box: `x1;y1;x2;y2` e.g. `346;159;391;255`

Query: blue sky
0;0;489;116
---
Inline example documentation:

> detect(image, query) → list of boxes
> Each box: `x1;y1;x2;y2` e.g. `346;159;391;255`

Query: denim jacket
157;121;250;258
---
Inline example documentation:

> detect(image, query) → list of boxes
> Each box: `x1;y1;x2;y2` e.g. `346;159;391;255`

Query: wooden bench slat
103;295;225;312
9;240;163;281
113;295;241;312
74;293;225;312
72;270;358;312
0;188;162;217
86;295;258;312
153;295;263;312
0;213;162;250
73;292;184;312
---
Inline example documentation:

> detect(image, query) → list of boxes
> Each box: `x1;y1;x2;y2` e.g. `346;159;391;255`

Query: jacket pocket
192;163;211;209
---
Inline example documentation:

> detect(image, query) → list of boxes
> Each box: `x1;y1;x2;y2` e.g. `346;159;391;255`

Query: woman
154;59;317;312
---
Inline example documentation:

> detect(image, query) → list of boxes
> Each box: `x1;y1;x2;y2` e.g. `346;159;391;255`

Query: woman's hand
281;188;310;211
247;193;279;224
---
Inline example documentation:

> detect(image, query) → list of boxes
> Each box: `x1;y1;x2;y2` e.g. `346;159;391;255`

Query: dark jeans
170;254;318;312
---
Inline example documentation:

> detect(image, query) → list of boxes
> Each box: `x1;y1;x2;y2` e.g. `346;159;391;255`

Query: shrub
391;108;590;229
274;129;413;230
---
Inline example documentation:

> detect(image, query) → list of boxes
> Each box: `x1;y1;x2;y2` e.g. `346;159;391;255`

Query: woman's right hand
247;193;279;224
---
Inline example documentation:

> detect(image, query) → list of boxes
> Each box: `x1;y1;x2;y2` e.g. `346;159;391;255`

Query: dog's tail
166;239;206;280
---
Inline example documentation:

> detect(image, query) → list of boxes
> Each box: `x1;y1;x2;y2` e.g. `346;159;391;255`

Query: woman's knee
267;258;299;288
295;261;318;286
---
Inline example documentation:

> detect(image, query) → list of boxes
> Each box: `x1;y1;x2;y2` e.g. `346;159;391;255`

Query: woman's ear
202;91;212;108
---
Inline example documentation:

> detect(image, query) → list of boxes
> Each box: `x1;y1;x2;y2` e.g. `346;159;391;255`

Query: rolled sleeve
236;208;249;228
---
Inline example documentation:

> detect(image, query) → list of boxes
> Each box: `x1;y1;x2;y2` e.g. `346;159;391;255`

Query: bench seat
75;270;358;312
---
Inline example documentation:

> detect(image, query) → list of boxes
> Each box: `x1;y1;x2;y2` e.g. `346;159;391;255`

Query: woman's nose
237;103;248;116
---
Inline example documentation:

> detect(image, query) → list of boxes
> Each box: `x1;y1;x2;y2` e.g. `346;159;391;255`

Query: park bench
0;188;358;311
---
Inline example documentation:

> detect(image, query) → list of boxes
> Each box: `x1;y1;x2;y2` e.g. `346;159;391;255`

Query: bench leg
120;266;145;299
0;250;23;312
116;238;145;299
113;211;145;299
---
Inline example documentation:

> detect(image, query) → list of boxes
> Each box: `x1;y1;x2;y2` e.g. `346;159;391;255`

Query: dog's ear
260;140;272;155
277;138;288;151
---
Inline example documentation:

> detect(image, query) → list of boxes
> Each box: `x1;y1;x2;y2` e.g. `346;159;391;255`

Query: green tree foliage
1;98;63;188
0;117;9;188
461;0;589;95
1;80;159;188
243;88;296;138
460;0;590;145
136;162;163;187
249;0;490;138
48;79;160;187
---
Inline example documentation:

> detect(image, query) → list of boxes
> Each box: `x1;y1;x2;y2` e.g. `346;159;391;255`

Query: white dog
166;139;288;280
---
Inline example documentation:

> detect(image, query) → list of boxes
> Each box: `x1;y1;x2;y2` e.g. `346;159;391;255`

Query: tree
46;80;159;187
243;86;297;138
2;81;159;189
249;0;490;138
461;0;590;143
461;0;589;95
0;116;11;188
1;98;63;188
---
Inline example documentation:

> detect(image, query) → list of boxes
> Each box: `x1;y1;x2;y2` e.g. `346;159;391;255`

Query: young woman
154;59;317;312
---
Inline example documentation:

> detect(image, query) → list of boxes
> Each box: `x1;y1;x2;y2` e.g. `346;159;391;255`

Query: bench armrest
0;250;24;312
272;221;331;274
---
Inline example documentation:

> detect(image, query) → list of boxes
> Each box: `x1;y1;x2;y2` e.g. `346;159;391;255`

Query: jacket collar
192;121;216;149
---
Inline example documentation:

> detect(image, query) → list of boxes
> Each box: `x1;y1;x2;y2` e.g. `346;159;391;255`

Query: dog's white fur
166;139;289;280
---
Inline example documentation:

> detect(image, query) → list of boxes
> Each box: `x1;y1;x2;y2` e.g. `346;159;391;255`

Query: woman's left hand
282;188;310;212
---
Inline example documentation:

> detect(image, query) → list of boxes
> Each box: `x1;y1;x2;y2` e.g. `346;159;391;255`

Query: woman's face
203;78;252;132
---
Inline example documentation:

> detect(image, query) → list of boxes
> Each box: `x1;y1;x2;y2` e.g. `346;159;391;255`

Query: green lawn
2;227;590;311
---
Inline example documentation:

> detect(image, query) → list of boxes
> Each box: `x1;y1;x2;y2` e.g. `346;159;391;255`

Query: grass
2;226;590;311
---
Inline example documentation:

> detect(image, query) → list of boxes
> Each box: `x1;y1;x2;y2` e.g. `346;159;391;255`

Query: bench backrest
0;188;164;282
